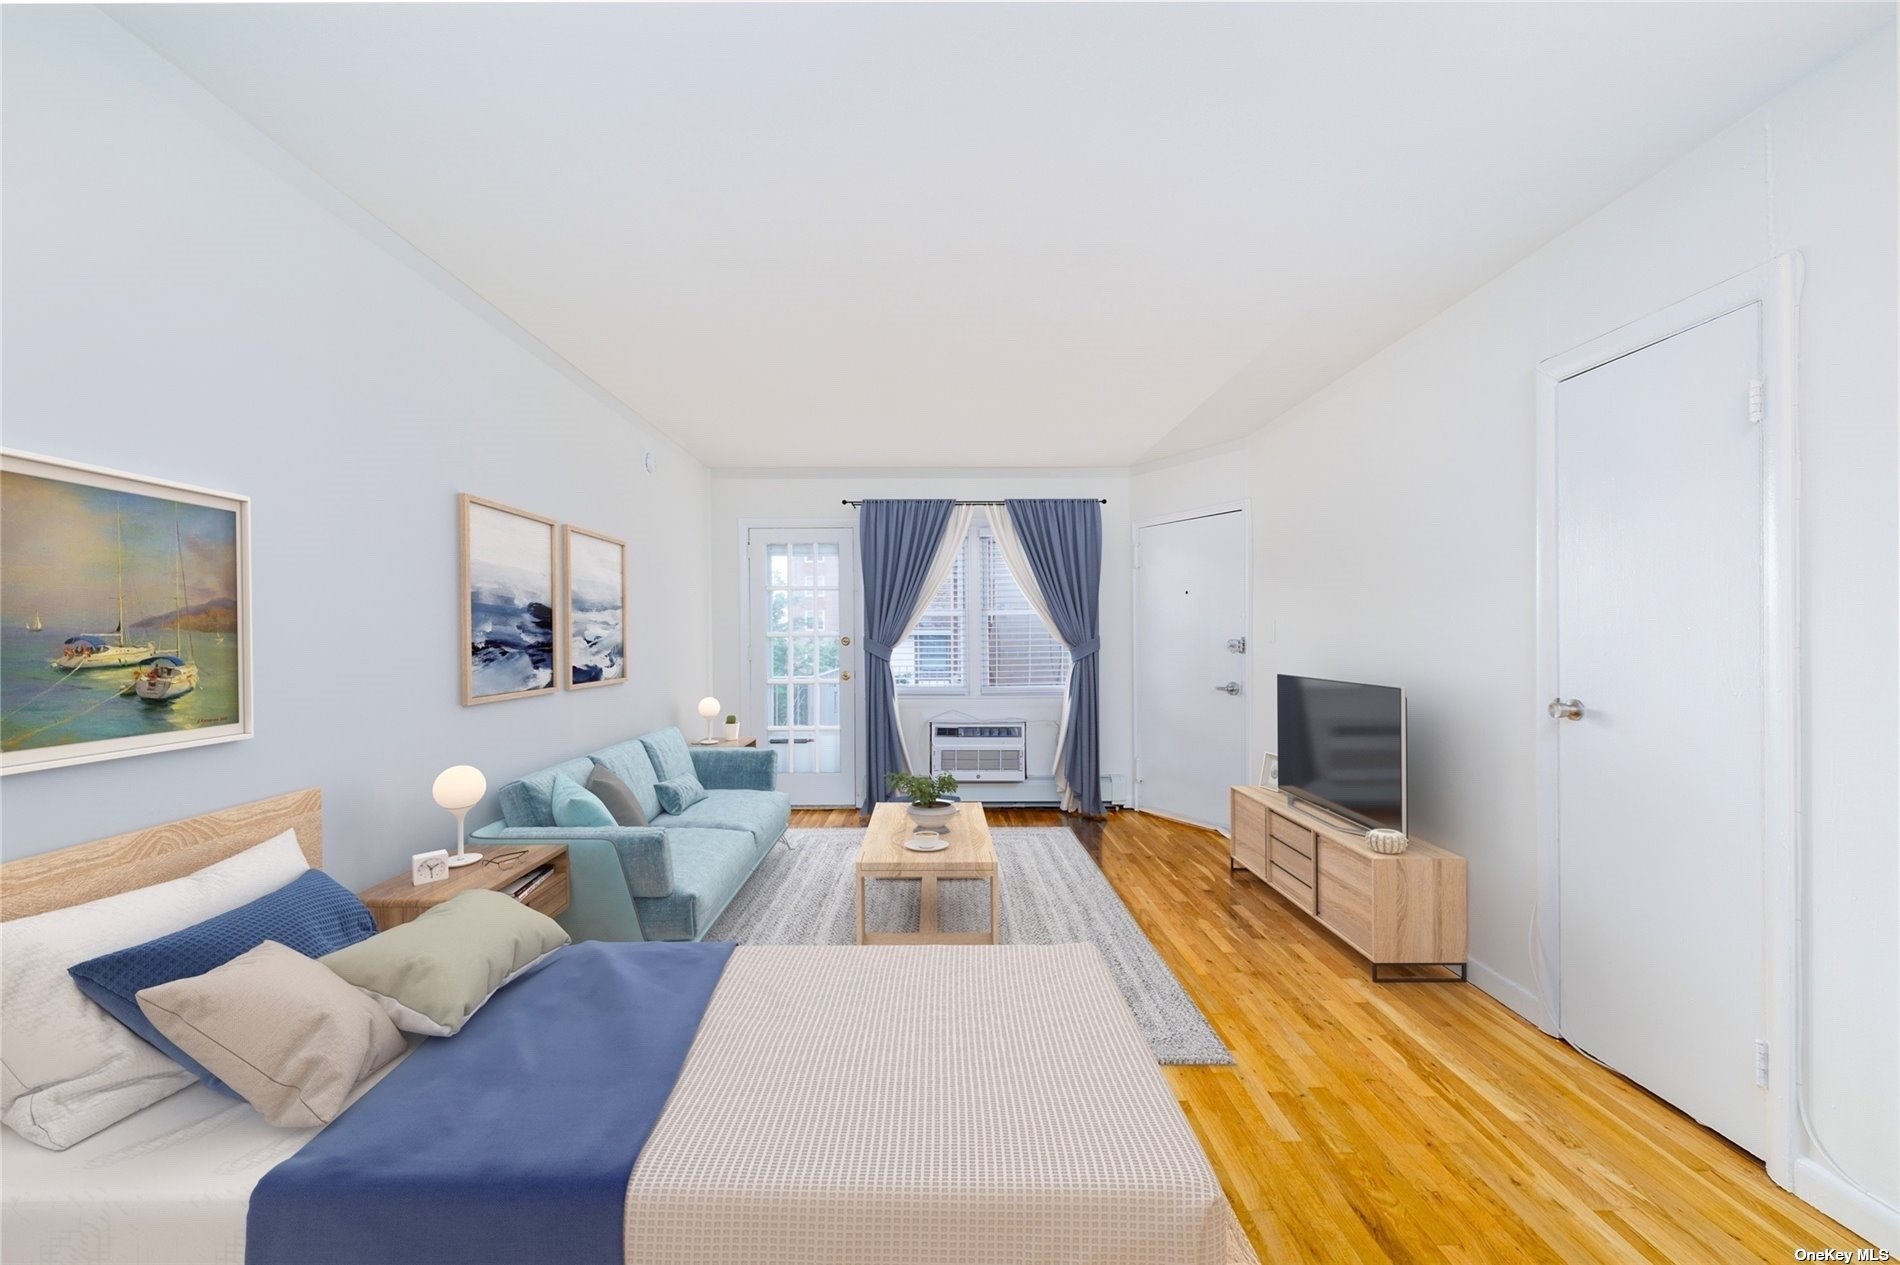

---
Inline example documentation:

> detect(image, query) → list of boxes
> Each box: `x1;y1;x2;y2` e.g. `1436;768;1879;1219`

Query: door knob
840;671;853;682
1215;682;1241;695
840;636;851;646
1547;698;1584;720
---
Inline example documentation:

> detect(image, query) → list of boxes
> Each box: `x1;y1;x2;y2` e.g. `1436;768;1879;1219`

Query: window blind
980;534;1067;690
890;549;965;689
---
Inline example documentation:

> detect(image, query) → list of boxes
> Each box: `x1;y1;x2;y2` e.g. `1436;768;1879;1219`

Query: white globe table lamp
697;696;722;745
432;764;487;868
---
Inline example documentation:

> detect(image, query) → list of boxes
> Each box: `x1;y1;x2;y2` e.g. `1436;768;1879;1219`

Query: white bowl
906;802;959;833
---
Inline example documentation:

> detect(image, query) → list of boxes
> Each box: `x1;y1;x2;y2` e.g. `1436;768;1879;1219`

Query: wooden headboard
0;788;323;922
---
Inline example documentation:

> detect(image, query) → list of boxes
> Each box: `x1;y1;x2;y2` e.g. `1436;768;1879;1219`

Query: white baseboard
1793;1156;1900;1253
1465;958;1546;1026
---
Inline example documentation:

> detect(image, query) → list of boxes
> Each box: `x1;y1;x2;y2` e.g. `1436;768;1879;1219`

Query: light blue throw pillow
655;774;708;816
550;771;617;828
640;728;698;783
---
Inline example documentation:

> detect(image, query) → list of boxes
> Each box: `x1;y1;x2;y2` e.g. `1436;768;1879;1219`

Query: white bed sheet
1;1052;411;1265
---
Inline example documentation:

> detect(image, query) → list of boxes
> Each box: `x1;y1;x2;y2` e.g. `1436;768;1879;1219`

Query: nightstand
694;736;759;748
358;843;570;931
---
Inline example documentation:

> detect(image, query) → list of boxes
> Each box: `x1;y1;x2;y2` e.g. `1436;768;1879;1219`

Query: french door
746;528;857;806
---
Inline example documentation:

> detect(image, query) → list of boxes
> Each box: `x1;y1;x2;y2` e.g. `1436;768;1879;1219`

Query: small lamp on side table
696;696;722;745
431;764;487;868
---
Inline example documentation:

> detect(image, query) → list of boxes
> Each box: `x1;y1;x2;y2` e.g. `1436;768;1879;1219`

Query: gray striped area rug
705;826;1234;1065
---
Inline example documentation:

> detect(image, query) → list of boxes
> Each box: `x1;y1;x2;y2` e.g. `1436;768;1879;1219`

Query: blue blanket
246;940;734;1265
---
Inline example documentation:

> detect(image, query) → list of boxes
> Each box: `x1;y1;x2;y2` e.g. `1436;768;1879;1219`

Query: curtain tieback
1068;637;1100;662
863;637;895;661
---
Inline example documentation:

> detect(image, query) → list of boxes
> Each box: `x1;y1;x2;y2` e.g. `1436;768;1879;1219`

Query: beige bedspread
625;944;1228;1264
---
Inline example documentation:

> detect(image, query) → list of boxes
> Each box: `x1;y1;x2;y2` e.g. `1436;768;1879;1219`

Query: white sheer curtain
889;505;974;767
984;506;1079;809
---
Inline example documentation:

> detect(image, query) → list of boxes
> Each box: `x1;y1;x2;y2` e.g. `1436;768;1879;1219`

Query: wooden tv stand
1229;785;1467;981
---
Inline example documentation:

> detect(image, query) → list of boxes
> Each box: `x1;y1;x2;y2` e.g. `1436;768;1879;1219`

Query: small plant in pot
723;714;740;740
887;771;959;834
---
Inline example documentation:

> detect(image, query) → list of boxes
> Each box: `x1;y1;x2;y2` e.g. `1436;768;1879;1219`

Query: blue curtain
1002;499;1104;817
858;499;957;814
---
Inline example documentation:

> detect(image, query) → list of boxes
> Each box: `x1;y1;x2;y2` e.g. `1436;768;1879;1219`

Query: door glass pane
754;530;850;802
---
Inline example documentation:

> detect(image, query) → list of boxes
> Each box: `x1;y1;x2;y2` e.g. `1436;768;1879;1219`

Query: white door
747;528;857;806
1135;510;1250;830
1554;305;1766;1156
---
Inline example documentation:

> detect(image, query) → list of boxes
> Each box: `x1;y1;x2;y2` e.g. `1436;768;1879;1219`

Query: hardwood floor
790;807;1867;1262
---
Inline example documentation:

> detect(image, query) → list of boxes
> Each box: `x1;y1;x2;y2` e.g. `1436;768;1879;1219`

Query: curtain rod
840;498;1107;507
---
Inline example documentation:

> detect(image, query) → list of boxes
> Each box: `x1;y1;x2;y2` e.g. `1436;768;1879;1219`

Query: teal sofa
471;726;788;943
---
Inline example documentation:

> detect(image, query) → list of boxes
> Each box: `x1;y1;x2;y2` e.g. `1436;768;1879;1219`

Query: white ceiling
111;2;1888;469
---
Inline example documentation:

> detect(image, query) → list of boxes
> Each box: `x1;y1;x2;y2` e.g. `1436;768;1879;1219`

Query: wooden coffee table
856;802;999;946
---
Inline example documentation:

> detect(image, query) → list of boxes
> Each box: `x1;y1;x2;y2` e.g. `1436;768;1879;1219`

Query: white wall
0;8;713;888
1133;25;1898;1231
707;469;1131;807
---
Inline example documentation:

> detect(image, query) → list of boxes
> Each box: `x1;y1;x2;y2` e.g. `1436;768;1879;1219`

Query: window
979;534;1068;690
889;548;964;690
892;526;1066;694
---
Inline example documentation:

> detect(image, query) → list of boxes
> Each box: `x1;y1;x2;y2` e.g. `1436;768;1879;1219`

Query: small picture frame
1258;752;1279;789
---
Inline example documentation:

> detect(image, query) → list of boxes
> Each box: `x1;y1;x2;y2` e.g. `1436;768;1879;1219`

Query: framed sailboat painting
460;494;560;705
0;450;253;775
563;525;626;690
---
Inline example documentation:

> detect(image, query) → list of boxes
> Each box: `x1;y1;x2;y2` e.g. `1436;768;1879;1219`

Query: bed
1;791;1259;1265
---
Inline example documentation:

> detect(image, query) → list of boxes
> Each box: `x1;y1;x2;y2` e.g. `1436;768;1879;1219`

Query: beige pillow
136;941;405;1128
321;890;569;1037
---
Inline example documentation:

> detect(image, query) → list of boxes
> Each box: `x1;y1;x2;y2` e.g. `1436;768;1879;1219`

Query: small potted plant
887;771;959;834
723;713;741;741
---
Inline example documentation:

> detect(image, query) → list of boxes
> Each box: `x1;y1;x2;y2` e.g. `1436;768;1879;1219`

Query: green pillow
550;771;616;828
321;891;568;1036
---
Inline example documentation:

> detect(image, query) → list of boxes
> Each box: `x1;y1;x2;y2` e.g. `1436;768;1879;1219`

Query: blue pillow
640;728;698;783
550;771;617;827
655;773;708;815
69;869;377;1092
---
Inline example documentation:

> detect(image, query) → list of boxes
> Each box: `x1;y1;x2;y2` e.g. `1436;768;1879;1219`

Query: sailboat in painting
25;613;43;632
134;510;200;703
50;514;156;670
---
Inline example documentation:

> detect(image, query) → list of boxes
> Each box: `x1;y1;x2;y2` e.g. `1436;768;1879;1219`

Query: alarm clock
411;849;451;886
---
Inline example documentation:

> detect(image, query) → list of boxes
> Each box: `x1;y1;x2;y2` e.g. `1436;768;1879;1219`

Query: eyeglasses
483;849;530;868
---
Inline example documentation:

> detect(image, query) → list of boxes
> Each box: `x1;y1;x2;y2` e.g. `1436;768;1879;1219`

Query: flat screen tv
1276;674;1406;834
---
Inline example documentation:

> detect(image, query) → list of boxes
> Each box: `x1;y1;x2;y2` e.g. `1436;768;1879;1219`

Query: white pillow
0;828;309;1150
